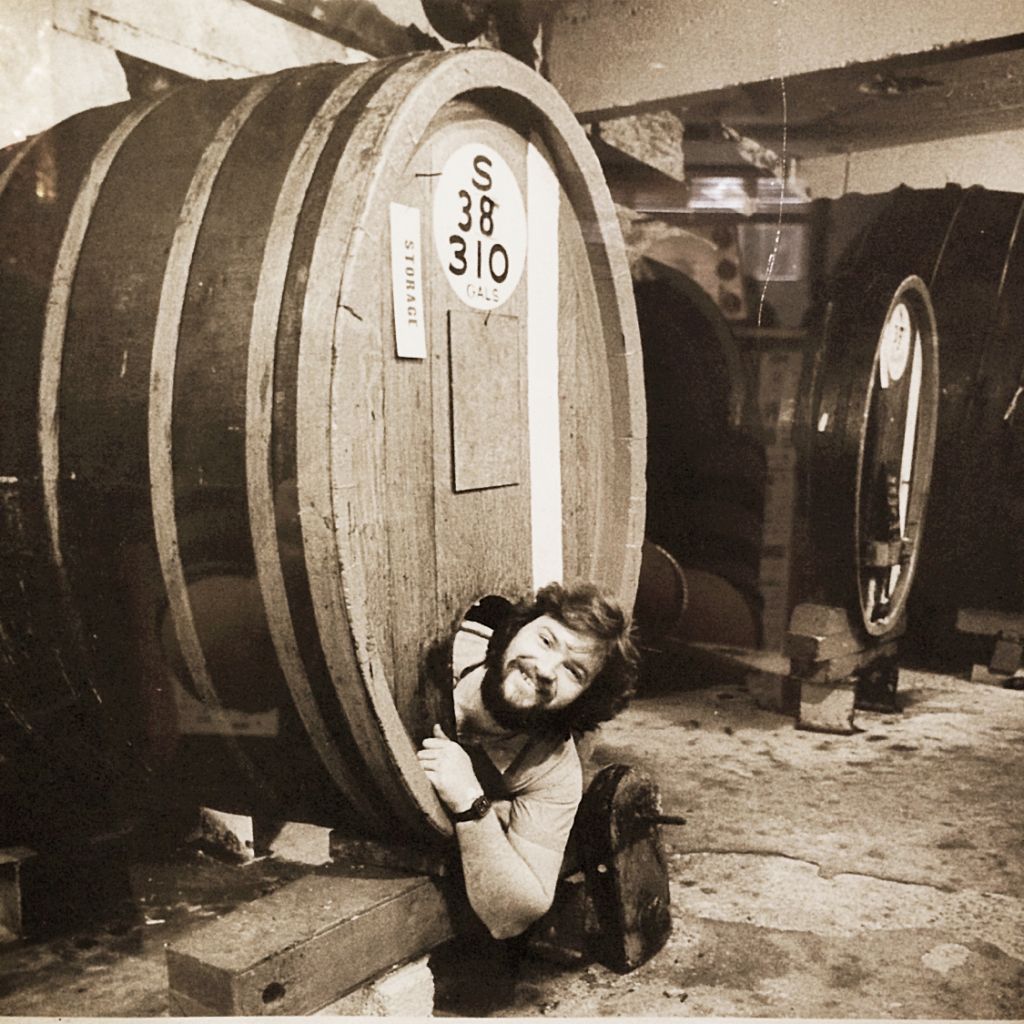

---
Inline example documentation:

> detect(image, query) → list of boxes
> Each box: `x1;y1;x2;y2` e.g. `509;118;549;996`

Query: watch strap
452;794;491;822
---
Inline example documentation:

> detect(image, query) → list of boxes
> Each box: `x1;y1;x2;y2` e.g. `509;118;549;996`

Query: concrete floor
1;662;1022;1018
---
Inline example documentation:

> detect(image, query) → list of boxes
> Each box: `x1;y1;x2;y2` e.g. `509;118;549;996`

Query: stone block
798;679;857;734
317;955;435;1016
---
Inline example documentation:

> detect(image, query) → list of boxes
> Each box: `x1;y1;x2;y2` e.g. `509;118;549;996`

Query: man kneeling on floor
417;581;638;939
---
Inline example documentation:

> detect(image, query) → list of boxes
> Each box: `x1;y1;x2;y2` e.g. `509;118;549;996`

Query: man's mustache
506;658;555;701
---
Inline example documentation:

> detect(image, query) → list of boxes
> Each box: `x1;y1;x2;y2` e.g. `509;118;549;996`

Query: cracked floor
1;662;1021;1017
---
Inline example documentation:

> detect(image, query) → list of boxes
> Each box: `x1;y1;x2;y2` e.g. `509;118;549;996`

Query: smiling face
497;614;606;713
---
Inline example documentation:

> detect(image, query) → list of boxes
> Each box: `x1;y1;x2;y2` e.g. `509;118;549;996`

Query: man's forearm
455;813;559;939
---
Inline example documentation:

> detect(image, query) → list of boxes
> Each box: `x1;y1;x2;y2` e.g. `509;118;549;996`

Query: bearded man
417;581;638;939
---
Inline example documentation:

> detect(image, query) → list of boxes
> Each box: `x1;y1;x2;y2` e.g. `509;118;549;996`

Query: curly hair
484;580;639;738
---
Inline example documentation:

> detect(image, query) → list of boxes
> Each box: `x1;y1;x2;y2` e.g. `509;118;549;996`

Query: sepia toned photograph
0;0;1022;1018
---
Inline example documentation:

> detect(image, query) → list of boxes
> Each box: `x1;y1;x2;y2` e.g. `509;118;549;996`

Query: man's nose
533;649;560;681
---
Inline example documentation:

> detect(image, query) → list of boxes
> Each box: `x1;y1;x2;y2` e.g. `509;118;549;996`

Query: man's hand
417;724;484;813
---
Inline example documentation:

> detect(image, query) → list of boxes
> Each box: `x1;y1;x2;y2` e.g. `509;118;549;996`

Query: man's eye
540;633;552;647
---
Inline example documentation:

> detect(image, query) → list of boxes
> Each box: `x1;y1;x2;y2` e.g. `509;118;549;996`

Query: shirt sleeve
505;738;583;854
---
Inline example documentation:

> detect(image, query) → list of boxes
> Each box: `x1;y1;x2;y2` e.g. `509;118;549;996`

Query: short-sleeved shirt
452;622;582;854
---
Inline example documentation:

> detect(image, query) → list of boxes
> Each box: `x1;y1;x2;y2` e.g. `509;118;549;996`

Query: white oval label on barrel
433;143;526;310
878;300;912;388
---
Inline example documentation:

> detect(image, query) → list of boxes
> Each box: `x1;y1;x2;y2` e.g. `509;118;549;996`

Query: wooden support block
798;679;857;734
194;807;254;862
956;607;1024;638
575;765;672;973
791;640;898;685
254;821;332;865
989;634;1023;675
784;603;865;661
166;866;455;1015
970;663;1022;686
317;955;435;1016
0;846;37;941
0;828;134;939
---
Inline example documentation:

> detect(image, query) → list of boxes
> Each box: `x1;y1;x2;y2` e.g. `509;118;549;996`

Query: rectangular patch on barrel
448;309;523;492
389;202;427;359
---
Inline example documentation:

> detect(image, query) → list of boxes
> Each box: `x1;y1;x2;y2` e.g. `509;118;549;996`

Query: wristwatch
451;794;491;823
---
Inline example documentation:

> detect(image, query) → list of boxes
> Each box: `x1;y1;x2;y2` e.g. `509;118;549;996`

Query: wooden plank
383;149;441;739
165;867;455;1016
63;0;363;79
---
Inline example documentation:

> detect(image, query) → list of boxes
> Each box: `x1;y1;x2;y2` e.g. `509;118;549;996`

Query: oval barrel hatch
0;50;645;846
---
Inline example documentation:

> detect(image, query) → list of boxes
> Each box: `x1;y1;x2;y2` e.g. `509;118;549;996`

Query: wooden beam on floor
166;863;454;1015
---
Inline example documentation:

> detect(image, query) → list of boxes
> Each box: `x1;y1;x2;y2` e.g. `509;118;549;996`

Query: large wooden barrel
0;50;645;845
802;187;944;637
904;187;1024;653
632;258;765;651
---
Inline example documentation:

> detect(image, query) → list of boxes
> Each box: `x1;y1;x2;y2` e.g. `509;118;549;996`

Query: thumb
433;723;449;740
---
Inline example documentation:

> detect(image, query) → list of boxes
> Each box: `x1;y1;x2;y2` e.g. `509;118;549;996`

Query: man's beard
480;661;558;734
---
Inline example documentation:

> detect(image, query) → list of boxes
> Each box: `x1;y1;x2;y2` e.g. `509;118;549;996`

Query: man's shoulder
452;620;491;681
508;731;581;796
